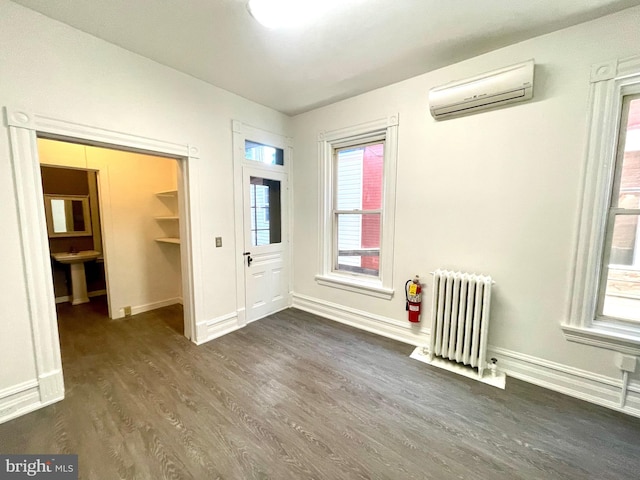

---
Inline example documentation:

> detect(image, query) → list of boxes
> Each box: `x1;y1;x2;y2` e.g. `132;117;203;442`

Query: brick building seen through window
335;143;384;276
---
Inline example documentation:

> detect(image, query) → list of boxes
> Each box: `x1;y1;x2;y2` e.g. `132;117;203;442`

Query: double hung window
316;115;399;299
565;57;640;353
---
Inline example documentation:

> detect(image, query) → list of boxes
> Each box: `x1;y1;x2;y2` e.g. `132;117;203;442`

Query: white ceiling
11;0;640;115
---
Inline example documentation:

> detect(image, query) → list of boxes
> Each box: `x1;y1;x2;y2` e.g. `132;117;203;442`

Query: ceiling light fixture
247;0;340;29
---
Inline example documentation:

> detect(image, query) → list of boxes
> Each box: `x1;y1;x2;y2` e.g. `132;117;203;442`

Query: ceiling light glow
247;0;341;29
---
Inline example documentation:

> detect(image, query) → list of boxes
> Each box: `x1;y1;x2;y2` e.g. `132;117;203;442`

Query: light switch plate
215;236;222;248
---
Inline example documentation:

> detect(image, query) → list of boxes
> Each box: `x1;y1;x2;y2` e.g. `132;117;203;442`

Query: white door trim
4;106;203;412
232;120;293;326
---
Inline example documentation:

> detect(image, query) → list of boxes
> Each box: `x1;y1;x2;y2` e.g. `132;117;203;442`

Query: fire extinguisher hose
405;279;412;311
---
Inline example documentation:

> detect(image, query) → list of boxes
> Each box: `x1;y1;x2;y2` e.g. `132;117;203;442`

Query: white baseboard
0;370;65;425
0;380;40;424
130;297;182;316
55;289;107;304
292;292;640;418
113;297;182;318
490;346;640;418
194;312;241;345
193;305;292;345
292;293;429;346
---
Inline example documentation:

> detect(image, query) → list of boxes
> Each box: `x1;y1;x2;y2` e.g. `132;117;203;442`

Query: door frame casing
4;106;202;416
232;120;293;326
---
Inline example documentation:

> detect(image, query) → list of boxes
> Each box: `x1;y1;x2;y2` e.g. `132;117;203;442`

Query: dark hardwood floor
1;297;639;479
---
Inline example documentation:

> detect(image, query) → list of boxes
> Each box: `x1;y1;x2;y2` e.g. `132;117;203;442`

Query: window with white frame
564;56;640;354
316;115;398;299
599;95;640;324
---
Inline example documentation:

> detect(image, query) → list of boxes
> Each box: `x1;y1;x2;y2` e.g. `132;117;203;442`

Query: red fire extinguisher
405;275;422;323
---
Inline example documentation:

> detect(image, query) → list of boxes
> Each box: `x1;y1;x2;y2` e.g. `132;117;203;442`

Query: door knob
242;251;253;267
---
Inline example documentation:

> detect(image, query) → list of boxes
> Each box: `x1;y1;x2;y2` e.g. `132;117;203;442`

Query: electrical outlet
215;236;222;248
124;306;132;317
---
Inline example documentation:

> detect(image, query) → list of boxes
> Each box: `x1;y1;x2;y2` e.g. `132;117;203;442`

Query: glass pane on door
250;176;281;246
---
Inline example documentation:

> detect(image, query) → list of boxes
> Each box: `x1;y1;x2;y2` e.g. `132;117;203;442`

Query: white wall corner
194;312;241;345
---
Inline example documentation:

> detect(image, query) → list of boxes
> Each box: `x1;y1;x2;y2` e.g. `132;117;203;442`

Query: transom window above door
245;140;284;166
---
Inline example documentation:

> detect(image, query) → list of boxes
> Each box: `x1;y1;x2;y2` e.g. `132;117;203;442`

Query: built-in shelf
156;190;178;198
155;190;179;245
155;237;181;245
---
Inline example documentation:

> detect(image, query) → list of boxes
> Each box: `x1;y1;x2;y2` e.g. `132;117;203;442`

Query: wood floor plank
1;298;639;479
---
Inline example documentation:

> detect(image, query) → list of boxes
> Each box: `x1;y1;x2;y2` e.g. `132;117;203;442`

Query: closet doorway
38;139;185;326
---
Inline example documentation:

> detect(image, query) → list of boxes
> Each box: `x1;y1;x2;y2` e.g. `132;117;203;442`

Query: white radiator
429;269;493;378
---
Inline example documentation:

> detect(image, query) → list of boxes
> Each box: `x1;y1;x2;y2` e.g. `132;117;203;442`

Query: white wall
0;0;289;403
38;139;182;318
292;7;640;412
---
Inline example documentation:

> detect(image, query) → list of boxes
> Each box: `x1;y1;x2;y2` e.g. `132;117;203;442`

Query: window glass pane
336;213;380;276
250;177;281;246
245;140;284;166
602;214;640;322
616;98;640;209
336;143;384;210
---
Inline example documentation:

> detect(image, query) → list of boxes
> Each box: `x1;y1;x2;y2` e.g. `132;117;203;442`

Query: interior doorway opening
38;138;185;329
5;106;200;413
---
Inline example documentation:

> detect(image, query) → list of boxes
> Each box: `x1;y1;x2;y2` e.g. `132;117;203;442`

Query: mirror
44;195;92;237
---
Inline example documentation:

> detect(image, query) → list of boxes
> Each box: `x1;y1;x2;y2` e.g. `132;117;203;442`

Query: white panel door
243;167;289;322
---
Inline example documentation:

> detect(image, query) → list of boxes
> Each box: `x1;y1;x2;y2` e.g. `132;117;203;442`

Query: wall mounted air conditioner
429;59;534;120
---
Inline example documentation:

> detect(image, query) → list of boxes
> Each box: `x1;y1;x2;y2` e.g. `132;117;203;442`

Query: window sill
315;274;394;300
562;324;640;355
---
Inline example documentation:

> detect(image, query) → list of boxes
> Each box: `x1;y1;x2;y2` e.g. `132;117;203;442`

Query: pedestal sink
51;250;101;305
